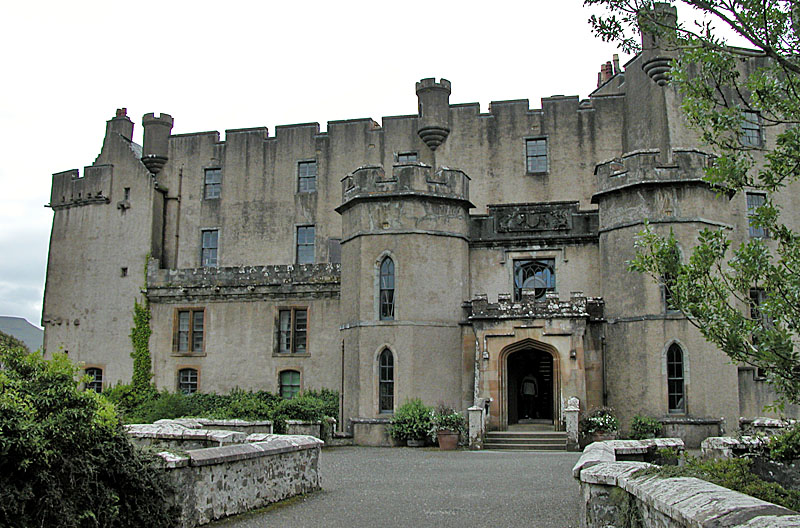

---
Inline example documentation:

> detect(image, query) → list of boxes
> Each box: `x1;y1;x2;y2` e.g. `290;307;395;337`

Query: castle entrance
506;349;554;425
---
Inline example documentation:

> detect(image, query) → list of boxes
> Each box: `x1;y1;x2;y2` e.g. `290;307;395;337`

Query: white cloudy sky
2;0;720;327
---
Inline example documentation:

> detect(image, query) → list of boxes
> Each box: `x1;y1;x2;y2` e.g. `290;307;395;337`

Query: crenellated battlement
337;163;471;211
592;149;716;202
48;165;113;210
415;77;451;94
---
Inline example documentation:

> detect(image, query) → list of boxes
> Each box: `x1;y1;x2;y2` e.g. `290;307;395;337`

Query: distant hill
0;316;43;352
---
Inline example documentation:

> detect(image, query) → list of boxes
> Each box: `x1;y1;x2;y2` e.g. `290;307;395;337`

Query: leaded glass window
380;257;395;320
178;368;198;394
379;349;394;413
513;259;555;300
667;344;685;413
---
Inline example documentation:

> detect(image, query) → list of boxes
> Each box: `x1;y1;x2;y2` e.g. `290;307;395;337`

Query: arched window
380;257;395;320
178;368;198;394
379;349;394;413
85;367;103;393
280;370;301;399
667;344;685;413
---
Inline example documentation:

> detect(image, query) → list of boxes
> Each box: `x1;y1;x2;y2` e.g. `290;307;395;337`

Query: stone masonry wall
158;435;322;527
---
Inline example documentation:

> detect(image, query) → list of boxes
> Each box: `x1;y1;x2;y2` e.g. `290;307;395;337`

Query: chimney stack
104;108;134;142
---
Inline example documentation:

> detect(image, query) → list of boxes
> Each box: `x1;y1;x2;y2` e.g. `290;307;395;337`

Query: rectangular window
740;111;762;147
178;368;199;394
85;368;103;393
298;161;317;193
296;226;315;264
513;259;555;301
397;152;418;163
526;138;548;173
201;229;219;267
280;370;301;399
204;168;221;199
277;308;308;354
174;308;205;354
746;193;767;238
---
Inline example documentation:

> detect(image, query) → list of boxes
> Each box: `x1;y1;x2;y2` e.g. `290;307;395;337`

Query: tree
584;0;800;406
0;343;177;527
0;330;28;352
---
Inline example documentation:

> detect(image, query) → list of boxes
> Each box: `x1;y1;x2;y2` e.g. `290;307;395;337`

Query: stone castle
42;4;800;446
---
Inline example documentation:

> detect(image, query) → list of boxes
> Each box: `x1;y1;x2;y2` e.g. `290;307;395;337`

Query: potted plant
430;405;467;450
388;398;432;446
630;415;663;440
580;406;619;443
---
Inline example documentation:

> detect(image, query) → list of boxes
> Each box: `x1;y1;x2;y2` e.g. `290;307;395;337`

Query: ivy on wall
130;299;152;393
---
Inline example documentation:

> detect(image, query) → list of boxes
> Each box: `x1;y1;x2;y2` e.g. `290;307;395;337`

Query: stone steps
484;431;568;451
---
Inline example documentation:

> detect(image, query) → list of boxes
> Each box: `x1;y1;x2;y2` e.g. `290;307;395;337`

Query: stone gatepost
468;406;484;450
564;397;580;451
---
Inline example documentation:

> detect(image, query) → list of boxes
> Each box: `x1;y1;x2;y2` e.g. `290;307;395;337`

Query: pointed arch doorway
500;339;559;430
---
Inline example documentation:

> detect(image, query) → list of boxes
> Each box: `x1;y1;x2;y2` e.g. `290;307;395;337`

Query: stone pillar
468;406;484;450
564;396;580;451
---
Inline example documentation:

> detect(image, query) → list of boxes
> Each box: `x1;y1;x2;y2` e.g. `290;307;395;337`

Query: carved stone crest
495;206;572;232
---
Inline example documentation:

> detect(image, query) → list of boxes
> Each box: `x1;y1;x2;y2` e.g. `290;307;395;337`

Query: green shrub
766;422;800;463
0;345;177;527
301;387;339;423
388;398;433;442
430;404;467;438
630;415;663;439
637;455;800;511
271;393;328;433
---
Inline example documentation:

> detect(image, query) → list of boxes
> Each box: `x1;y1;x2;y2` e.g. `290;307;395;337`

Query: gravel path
211;446;582;528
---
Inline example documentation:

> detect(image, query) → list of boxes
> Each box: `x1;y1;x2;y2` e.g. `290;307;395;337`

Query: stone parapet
156;417;273;435
338;164;472;211
125;422;247;450
467;292;604;322
146;261;340;302
701;436;769;460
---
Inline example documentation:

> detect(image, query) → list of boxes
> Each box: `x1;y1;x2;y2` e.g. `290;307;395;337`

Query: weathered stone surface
701;436;767;460
573;441;616;478
467;292;604;321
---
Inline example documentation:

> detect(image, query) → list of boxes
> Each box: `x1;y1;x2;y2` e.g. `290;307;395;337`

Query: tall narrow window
667;344;685;413
298;161;317;193
513;259;555;300
662;244;681;312
277;308;308;354
178;368;198;394
296;226;315;264
85;367;103;393
380;257;395;320
379;349;394;413
201;229;219;267
280;370;301;399
526;138;548;173
174;308;205;353
746;193;767;238
204;168;221;199
740;111;762;147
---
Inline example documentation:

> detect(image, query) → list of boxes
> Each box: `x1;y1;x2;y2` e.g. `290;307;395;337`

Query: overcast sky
0;0;651;327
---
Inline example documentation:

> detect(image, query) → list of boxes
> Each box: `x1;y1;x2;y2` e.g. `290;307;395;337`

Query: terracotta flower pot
437;430;459;450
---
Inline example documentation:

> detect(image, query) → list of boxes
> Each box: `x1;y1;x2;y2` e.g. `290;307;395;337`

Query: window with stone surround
201;229;219;267
277;308;307;355
396;152;418;163
298;161;317;193
667;344;685;413
379;257;395;320
740;110;762;147
296;226;315;264
525;138;548;173
174;308;205;354
204;168;221;199
178;368;199;394
85;367;103;393
379;348;394;413
513;259;555;301
746;192;768;238
280;370;301;399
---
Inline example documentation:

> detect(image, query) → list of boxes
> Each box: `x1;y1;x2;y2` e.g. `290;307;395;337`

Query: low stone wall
701;436;767;460
157;435;322;527
352;417;398;447
125;423;247;450
740;417;796;436
660;417;723;448
574;440;799;527
286;420;321;438
157;418;274;435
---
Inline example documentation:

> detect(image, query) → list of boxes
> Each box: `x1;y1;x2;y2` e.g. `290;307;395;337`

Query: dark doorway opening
507;349;553;425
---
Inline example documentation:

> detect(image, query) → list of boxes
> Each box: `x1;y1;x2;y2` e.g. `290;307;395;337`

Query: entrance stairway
483;430;567;451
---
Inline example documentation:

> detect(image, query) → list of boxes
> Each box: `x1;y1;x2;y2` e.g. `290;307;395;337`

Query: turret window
667;344;685;413
380;257;395;320
379;349;394;413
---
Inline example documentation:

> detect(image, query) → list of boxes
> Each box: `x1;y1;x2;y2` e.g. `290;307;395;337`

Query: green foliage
580;406;620;434
388;398;433;441
766;421;800;462
429;404;467;439
129;299;153;394
0;330;28;352
630;415;663;439
636;454;800;511
0;345;177;527
585;0;800;406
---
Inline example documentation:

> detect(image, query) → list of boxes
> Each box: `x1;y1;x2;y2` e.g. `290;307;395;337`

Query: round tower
336;162;473;429
416;78;451;151
141;112;174;174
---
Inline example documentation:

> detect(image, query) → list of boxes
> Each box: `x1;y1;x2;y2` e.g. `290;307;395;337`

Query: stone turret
639;2;678;86
416;78;451;151
141;112;174;174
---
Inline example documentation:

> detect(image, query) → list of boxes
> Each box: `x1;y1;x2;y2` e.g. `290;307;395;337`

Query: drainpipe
601;335;608;406
340;339;345;433
474;336;481;406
